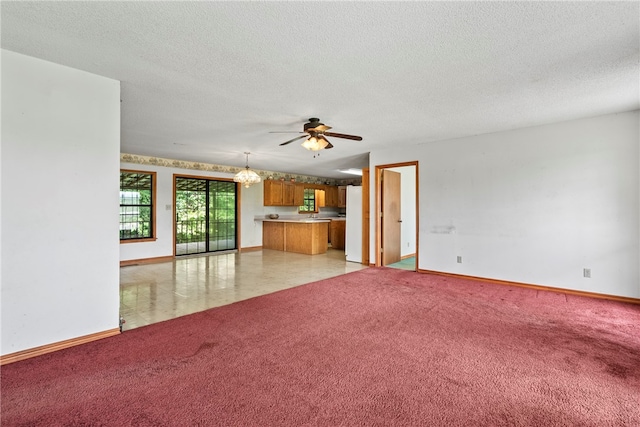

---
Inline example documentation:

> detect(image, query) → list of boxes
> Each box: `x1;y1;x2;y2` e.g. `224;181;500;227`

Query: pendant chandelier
233;152;261;188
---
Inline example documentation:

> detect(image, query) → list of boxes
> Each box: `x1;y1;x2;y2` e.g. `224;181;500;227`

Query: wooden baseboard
240;246;262;252
120;255;174;267
418;269;640;305
0;328;121;366
401;253;416;260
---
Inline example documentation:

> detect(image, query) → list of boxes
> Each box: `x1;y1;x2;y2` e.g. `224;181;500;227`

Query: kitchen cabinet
338;186;347;208
264;181;341;208
325;185;339;207
283;182;303;206
264;180;304;206
262;220;329;254
330;219;346;250
262;221;285;250
294;183;305;206
264;180;283;206
315;188;326;208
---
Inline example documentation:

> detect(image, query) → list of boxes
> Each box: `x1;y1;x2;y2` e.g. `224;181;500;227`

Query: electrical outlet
457;256;462;264
583;268;591;278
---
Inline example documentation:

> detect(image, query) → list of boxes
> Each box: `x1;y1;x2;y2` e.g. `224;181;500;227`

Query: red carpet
2;268;639;426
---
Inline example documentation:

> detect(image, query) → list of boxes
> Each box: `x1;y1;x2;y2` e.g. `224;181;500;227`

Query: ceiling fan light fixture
301;136;329;151
233;152;261;188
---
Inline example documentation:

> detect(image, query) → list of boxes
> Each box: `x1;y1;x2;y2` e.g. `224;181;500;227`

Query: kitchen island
262;219;330;255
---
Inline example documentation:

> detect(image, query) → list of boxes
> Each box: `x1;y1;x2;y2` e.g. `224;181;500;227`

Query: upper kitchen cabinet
325;185;339;207
264;180;283;205
264;180;304;206
290;183;305;206
315;188;326;208
338;186;347;208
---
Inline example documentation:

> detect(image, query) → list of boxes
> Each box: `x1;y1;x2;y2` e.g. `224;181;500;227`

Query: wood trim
362;168;370;266
374;166;382;267
120;255;174;267
401;253;416;260
119;237;158;244
414;163;419;271
173;175;177;256
237;182;242;252
418;269;640;305
375;161;420;170
120;169;157;242
240;246;262;252
374;161;419;268
1;328;121;366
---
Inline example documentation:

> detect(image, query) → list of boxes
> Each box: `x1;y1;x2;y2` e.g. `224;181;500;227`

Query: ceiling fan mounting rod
304;118;323;132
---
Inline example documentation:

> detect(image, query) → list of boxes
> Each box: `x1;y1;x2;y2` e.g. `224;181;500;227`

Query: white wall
1;50;121;355
388;166;417;257
370;111;640;299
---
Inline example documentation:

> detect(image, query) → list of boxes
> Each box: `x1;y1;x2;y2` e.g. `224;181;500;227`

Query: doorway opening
374;162;419;270
174;176;238;256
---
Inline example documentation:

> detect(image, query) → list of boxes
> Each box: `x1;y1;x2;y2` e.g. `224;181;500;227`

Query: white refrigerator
345;186;363;263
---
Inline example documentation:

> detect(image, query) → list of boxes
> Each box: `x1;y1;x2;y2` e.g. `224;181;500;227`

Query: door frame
374;161;419;269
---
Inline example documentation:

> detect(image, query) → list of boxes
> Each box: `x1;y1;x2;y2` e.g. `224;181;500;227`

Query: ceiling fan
272;118;363;151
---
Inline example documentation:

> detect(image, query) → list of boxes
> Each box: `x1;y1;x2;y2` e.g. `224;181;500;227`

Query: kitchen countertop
260;218;331;223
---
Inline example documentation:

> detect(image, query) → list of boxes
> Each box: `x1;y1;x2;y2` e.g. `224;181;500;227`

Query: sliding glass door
175;177;237;256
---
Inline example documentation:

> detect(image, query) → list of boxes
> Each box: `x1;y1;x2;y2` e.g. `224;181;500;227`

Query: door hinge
380;247;384;253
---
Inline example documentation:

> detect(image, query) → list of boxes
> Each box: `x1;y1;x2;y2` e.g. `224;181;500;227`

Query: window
299;188;317;213
120;170;156;241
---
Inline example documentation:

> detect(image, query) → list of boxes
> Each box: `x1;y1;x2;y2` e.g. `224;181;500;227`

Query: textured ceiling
2;2;638;178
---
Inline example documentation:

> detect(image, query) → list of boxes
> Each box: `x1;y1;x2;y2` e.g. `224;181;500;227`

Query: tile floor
119;248;367;331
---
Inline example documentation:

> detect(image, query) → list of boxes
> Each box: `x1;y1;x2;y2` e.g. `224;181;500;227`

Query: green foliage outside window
299;188;316;212
175;178;236;252
120;171;154;240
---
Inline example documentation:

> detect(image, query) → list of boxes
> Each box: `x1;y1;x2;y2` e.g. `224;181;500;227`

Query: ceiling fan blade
269;131;305;134
279;134;309;146
323;131;362;141
307;125;332;132
318;134;333;150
